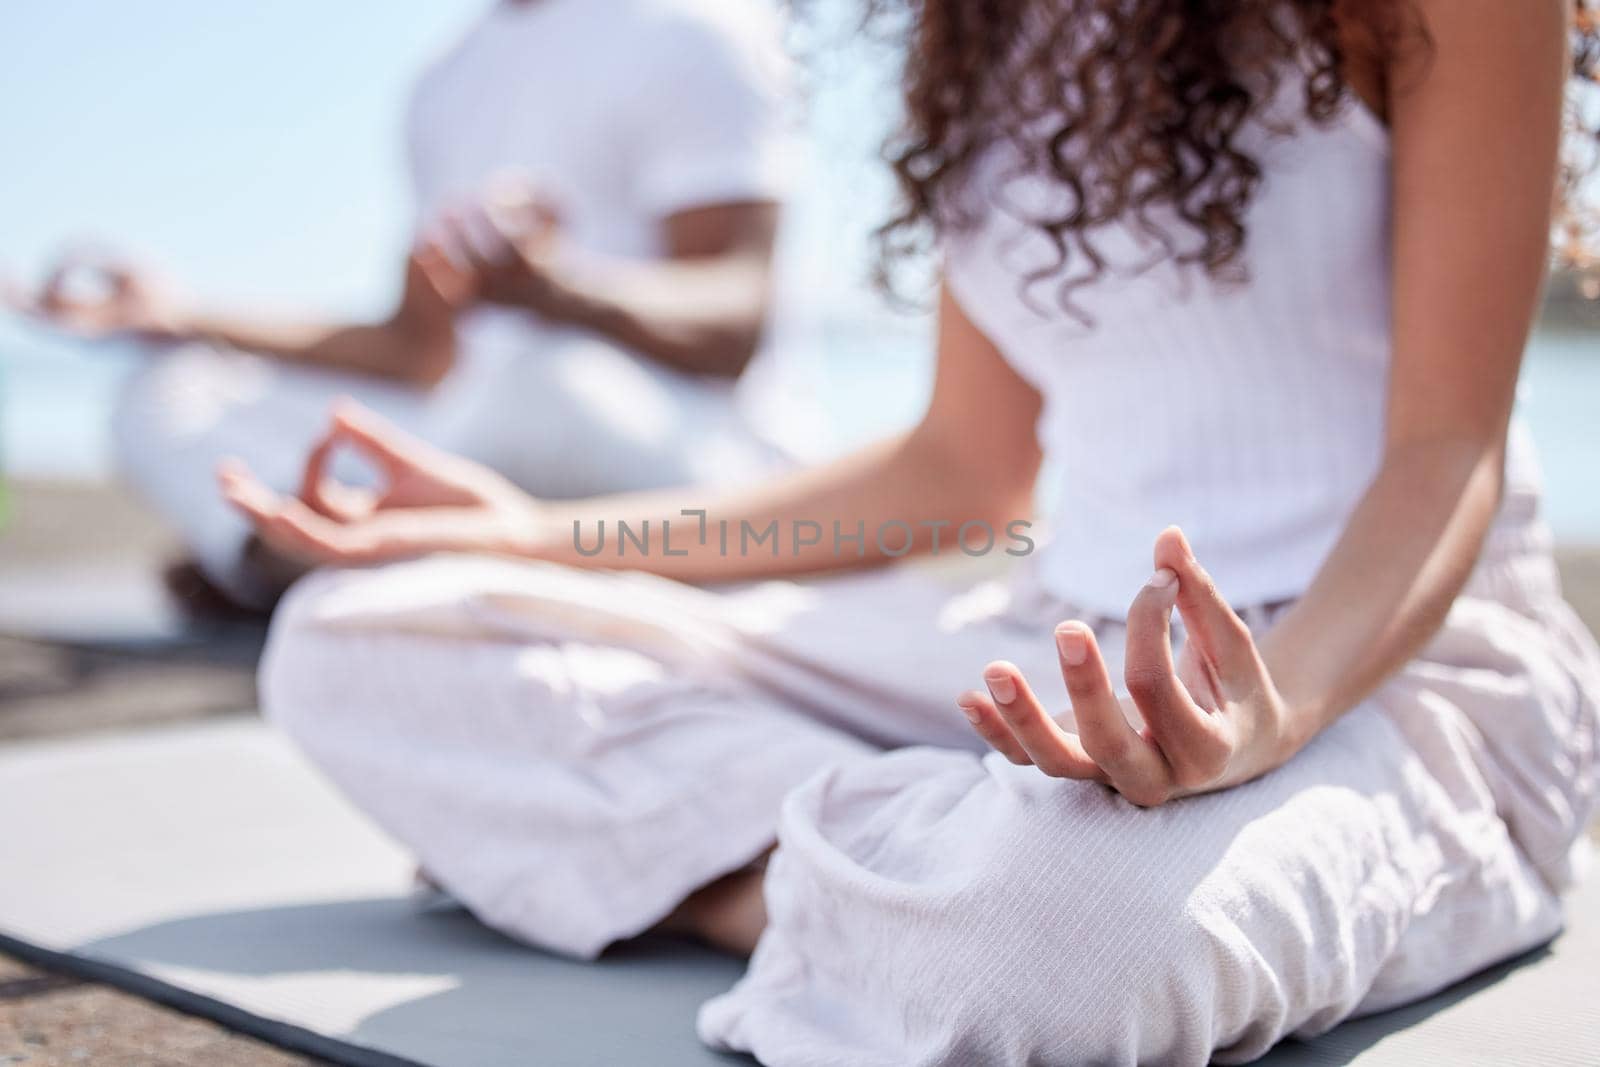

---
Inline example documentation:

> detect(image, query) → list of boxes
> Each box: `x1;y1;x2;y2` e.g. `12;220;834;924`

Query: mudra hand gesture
219;402;540;566
8;252;188;340
961;528;1293;806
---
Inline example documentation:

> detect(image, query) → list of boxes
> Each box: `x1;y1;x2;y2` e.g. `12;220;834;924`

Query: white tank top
944;91;1540;617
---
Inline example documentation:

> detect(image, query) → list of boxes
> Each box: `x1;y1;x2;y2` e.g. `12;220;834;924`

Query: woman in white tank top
230;2;1600;1062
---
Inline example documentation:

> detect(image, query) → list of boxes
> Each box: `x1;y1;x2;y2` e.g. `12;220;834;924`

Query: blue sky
0;0;930;476
1;2;1593;538
0;1;492;314
0;0;908;318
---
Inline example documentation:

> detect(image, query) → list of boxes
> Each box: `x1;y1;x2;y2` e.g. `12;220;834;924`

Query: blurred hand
439;179;577;320
14;251;189;340
959;527;1292;806
219;402;542;566
397;238;476;338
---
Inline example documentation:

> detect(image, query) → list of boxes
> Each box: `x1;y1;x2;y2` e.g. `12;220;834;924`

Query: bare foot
161;557;271;621
238;533;311;605
409;865;461;913
657;862;769;957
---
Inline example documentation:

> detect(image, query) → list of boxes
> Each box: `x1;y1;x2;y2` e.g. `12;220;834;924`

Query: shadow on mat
82;897;753;1067
76;896;1555;1067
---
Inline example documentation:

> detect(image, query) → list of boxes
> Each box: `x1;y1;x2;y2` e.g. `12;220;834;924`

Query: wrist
391;302;456;347
532;262;608;329
148;302;198;343
1230;634;1299;768
492;497;561;560
1258;655;1329;766
1264;691;1311;771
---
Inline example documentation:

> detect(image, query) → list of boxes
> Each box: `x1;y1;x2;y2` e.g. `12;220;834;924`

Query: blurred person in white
11;0;804;608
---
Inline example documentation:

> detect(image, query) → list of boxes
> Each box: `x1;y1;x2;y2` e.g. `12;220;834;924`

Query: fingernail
1055;624;1088;666
957;697;982;724
1150;567;1177;589
983;668;1016;704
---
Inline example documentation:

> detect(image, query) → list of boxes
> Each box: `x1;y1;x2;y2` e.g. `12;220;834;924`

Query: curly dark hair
858;0;1600;314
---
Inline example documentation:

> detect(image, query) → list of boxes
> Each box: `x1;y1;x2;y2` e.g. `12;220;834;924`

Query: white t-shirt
404;0;809;451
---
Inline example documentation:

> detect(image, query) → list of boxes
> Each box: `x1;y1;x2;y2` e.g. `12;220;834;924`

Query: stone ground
1;479;1597;1066
0;952;316;1067
0;483;296;1066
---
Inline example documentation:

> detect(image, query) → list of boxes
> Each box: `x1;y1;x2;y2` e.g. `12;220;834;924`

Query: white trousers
260;525;1598;1065
113;335;778;605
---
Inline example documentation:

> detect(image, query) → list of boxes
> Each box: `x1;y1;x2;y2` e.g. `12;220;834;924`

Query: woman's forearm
1253;0;1570;756
518;283;1045;584
522;428;1038;583
1258;437;1506;754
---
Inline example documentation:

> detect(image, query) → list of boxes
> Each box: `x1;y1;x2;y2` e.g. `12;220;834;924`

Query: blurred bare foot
162;532;312;620
409;865;462;913
237;533;311;605
656;859;769;957
161;558;270;621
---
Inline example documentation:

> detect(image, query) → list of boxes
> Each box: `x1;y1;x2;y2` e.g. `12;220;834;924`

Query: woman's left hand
218;401;543;567
960;527;1294;806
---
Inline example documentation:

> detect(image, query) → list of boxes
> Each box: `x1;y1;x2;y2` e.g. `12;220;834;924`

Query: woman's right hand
219;402;543;566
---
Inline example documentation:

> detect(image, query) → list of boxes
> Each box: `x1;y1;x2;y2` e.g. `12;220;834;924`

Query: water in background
1;318;1595;542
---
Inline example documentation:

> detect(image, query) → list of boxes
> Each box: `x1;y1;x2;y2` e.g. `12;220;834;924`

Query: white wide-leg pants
260;526;1598;1065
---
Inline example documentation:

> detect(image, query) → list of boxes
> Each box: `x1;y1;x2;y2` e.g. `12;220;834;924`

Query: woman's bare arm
1257;0;1568;750
222;283;1045;582
960;0;1571;804
523;284;1043;580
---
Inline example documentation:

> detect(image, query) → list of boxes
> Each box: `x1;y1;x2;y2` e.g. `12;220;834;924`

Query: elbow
973;484;1039;536
907;427;1041;532
687;313;764;378
401;334;456;388
694;263;773;377
378;305;457;386
710;319;763;377
410;357;453;389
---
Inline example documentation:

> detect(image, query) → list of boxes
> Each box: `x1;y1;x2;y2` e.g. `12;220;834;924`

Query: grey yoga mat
1;720;1595;1066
